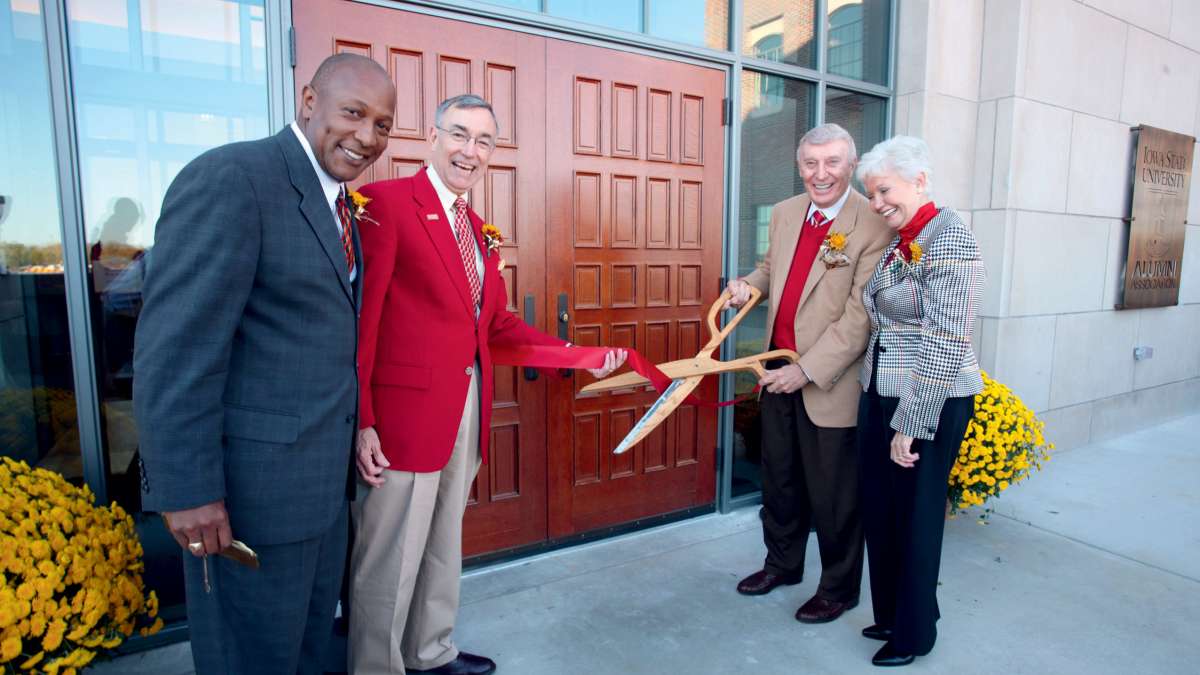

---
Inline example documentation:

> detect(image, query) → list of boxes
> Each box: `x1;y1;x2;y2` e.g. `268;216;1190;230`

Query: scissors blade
613;376;703;455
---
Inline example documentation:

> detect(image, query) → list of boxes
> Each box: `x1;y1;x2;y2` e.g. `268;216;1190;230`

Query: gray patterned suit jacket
859;207;985;440
134;129;361;546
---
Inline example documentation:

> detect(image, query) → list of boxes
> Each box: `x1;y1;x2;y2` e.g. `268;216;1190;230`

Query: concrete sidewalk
95;414;1200;674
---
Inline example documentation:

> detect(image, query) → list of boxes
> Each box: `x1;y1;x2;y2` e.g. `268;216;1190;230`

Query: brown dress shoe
794;595;858;623
736;569;802;595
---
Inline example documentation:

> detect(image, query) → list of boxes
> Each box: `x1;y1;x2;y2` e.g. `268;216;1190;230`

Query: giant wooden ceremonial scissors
581;286;799;454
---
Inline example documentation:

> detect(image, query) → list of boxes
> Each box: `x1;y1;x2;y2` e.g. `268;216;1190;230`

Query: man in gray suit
134;54;396;673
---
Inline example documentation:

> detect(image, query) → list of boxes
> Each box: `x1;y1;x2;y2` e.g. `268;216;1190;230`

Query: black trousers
759;387;863;603
857;388;973;655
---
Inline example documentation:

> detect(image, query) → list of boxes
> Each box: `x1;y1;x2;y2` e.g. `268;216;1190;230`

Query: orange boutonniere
909;241;923;265
890;240;925;275
826;231;847;252
818;230;851;269
348;190;378;225
481;223;503;256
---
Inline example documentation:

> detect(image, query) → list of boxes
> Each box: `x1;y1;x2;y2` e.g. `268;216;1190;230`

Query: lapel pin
426;213;440;221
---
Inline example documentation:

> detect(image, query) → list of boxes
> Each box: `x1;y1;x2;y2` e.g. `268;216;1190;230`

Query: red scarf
896;202;938;261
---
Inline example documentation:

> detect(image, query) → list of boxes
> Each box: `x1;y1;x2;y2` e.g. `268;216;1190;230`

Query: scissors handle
701;286;762;357
582;348;800;394
726;348;799;379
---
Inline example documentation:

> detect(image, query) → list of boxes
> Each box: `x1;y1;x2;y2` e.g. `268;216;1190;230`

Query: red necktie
335;188;356;275
808;209;827;228
453;198;482;307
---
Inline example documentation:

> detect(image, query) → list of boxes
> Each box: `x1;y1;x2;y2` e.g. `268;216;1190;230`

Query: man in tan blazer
726;123;891;623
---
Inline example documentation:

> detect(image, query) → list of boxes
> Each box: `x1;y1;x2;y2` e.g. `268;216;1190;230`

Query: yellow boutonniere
348;190;378;225
481;223;503;255
909;241;923;264
818;230;851;268
825;231;847;252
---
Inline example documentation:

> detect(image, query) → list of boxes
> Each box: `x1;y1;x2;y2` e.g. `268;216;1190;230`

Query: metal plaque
1122;125;1194;309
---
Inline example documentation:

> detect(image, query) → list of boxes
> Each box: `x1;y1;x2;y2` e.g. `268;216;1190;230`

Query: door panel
293;3;549;556
545;40;725;537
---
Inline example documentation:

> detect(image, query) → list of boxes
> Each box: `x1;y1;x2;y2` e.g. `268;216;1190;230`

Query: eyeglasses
435;126;495;153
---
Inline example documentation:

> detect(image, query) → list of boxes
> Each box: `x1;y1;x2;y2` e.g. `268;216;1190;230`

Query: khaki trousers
349;370;481;674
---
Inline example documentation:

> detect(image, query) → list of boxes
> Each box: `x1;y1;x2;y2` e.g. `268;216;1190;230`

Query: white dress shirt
805;185;851;226
289;122;356;282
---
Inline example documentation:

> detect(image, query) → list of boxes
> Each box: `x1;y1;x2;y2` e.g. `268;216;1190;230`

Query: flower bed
1;457;161;674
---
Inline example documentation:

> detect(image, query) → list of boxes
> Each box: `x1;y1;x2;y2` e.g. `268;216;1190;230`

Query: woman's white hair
856;135;934;197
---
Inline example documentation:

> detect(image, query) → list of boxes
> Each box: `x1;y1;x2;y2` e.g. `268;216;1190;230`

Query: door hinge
288;26;296;68
722;98;732;126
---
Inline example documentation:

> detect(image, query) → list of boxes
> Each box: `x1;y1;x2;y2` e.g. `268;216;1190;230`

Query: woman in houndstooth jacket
853;136;985;668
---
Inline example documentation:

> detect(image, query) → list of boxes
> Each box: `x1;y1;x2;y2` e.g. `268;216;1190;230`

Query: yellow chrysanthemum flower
1;634;21;662
909;241;923;264
1;455;163;668
947;372;1052;517
19;650;45;669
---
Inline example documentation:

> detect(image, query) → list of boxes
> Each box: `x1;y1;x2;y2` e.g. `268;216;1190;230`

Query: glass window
755;205;772;256
647;0;729;50
64;0;272;623
1;0;83;480
825;87;888;188
732;71;813;497
827;0;890;85
548;0;641;33
742;0;816;68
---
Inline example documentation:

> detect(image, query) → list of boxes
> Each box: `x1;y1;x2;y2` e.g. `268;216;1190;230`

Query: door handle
557;293;569;341
523;294;538;381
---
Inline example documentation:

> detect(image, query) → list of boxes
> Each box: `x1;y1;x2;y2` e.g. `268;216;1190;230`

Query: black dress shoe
872;643;914;667
862;624;893;641
736;569;802;596
409;652;496;675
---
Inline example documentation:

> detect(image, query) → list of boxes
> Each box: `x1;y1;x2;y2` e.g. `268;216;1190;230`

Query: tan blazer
743;188;891;427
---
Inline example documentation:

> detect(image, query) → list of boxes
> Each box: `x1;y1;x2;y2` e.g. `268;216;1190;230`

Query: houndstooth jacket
859;207;985;440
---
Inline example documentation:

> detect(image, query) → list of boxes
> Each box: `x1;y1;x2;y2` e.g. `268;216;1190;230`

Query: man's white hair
856;135;935;197
796;123;857;161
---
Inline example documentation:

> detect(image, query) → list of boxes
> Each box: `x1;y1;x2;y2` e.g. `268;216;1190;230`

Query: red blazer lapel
413;168;475;317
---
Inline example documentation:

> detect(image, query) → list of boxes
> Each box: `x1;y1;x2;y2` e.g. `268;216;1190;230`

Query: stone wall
894;0;1200;449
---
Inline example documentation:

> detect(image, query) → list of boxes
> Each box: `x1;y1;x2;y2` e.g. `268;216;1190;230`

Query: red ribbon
491;344;756;408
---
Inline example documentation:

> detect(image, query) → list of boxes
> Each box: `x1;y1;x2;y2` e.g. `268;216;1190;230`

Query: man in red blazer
350;94;623;675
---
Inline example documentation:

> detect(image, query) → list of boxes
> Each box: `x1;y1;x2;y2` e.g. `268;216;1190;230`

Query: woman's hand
890;431;918;468
587;349;628;379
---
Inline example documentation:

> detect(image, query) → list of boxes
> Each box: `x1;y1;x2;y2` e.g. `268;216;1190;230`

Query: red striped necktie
335;188;356;275
453;197;482;307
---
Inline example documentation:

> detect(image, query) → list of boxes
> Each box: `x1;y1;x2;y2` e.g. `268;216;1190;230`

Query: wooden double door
294;1;726;556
